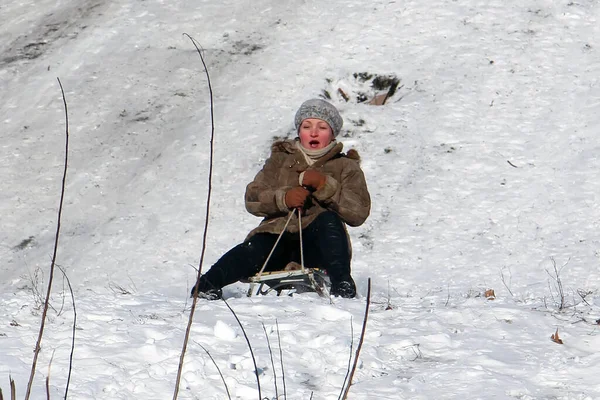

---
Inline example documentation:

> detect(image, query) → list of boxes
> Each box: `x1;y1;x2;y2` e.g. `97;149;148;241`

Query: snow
1;0;600;399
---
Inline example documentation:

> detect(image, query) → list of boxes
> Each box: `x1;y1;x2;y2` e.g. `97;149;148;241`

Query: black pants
194;211;352;291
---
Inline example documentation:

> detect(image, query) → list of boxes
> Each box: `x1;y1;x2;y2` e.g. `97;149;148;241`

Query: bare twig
10;376;16;400
337;317;354;400
126;273;138;293
406;343;422;361
221;299;262;399
108;280;132;295
27;267;48;311
57;266;76;399
173;33;216;400
385;280;393;310
545;257;569;311
46;350;55;400
337;88;349;102
262;323;279;399
276;320;287;400
11;377;15;400
56;271;67;317
500;267;514;297
444;283;450;307
577;289;593;306
182;268;197;313
11;376;16;400
3;375;17;400
340;278;371;400
186;32;216;283
194;341;231;400
25;77;70;400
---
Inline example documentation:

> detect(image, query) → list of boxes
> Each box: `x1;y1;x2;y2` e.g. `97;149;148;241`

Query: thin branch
57;265;76;399
56;272;67;317
222;299;262;399
11;375;16;400
577;289;593;306
173;33;216;400
25;77;70;400
262;323;279;400
500;267;514;297
545;257;568;311
444;283;450;307
385;280;393;310
7;375;16;400
186;32;216;282
194;341;232;400
10;377;17;400
407;343;422;361
276;320;287;400
340;278;371;400
28;265;49;311
46;350;55;400
337;317;354;400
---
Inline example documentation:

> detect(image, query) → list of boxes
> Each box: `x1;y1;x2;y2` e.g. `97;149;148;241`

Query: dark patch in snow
13;236;35;251
0;1;108;66
231;40;264;56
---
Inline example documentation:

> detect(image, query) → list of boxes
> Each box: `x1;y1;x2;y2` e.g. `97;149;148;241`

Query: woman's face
298;118;334;150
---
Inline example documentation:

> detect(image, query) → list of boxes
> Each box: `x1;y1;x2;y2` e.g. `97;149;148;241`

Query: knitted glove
284;186;311;209
301;169;327;191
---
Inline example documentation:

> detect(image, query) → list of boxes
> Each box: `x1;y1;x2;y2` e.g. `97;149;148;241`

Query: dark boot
189;233;290;297
331;276;357;298
194;288;222;300
190;276;222;300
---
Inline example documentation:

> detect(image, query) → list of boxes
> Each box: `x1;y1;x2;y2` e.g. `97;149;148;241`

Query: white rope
247;208;325;297
298;210;323;295
247;209;296;296
298;210;307;274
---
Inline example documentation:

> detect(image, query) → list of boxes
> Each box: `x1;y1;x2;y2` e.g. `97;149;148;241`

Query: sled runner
246;262;330;297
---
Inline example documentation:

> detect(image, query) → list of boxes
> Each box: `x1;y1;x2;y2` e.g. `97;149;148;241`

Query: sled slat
246;268;330;297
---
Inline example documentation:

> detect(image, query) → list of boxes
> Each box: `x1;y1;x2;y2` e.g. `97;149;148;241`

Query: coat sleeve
245;151;292;217
312;160;371;227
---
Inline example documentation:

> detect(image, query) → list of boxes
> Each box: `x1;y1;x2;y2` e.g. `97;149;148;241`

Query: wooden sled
246;262;330;298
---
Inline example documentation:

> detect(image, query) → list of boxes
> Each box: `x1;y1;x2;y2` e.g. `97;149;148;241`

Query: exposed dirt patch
0;1;109;66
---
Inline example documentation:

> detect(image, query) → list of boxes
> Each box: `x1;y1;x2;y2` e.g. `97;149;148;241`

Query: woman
191;99;371;299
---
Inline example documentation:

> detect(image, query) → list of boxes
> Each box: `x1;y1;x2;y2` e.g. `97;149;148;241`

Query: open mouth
309;140;320;148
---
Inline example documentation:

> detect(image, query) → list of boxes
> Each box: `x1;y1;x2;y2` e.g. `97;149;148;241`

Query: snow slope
1;0;600;399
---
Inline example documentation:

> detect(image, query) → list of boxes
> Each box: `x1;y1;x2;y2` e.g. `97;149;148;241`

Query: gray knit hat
294;99;343;138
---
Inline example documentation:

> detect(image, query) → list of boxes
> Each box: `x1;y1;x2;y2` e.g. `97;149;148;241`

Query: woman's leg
302;211;356;297
192;233;290;294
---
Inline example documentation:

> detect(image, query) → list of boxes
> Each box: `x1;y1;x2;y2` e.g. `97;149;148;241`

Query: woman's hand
302;170;327;191
285;186;311;209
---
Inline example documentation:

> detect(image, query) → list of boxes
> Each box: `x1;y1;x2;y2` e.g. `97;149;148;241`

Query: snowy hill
1;0;600;399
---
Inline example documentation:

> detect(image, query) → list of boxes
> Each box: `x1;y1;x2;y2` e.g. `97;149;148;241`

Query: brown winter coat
245;139;371;239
